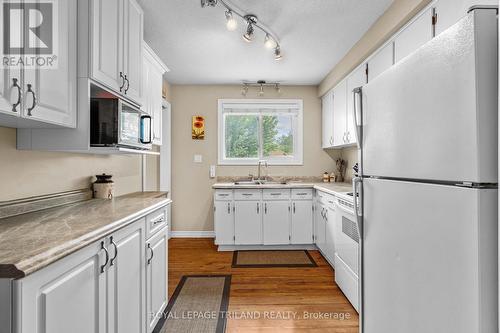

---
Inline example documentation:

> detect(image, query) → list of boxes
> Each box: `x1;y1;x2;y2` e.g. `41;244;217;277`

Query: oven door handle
140;115;152;144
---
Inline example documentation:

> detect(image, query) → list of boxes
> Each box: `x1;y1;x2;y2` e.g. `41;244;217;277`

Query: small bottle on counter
93;174;114;199
330;172;336;183
323;172;330;183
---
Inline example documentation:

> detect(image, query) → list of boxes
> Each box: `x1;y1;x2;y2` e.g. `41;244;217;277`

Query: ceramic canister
93;174;114;199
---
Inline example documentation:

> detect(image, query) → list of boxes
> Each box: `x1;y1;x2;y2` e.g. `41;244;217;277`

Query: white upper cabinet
0;0;77;128
332;80;347;147
394;8;433;63
143;44;168;146
122;0;144;104
367;42;394;83
90;0;123;93
321;90;334;148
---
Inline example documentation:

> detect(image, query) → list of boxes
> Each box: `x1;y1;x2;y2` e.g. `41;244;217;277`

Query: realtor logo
1;0;58;69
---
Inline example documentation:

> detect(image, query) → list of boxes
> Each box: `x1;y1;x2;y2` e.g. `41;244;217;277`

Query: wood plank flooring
168;238;359;332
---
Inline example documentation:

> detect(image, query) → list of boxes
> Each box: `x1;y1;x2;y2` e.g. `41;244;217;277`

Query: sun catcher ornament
192;116;205;140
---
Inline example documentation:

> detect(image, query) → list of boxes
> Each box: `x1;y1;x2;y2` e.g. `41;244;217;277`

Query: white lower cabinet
107;221;146;333
214;201;234;245
146;226;168;333
291;201;313;244
324;197;337;267
12;205;170;333
263;201;290;245
314;202;327;253
234;201;262;245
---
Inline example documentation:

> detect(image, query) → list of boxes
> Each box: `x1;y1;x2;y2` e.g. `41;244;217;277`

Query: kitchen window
218;99;303;165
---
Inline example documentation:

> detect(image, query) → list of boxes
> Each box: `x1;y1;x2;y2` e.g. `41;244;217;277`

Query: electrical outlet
209;165;216;178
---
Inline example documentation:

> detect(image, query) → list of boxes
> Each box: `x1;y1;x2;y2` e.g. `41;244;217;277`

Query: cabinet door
0;2;22;117
367;42;393;82
263;201;290;245
122;0;144;105
291;201;313;244
214;201;234;245
321;90;334;148
394;8;433;63
150;65;163;145
234;201;262;245
324;207;336;267
146;227;168;333
345;65;366;146
91;0;123;92
107;220;146;333
22;0;77;127
332;80;347;146
17;239;107;333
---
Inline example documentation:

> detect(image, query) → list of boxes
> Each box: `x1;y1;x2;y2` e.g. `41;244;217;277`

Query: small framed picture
192;116;205;140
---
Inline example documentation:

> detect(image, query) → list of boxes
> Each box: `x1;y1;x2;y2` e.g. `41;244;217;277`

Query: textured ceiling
138;0;393;85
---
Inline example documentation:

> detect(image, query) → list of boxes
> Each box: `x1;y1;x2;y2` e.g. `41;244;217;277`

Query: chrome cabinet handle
26;84;36;116
124;74;130;94
11;78;21;112
264;203;267;214
293;202;296;214
109;236;118;266
329;136;333;145
100;241;109;273
257;203;260;214
147;243;154;265
119;72;125;92
346;132;350;142
227;202;230;214
152;216;165;226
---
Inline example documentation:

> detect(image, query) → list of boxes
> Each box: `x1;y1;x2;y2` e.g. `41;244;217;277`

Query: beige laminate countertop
212;182;353;195
0;191;171;279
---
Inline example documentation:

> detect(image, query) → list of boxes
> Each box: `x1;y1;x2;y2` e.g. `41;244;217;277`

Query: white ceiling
138;0;393;85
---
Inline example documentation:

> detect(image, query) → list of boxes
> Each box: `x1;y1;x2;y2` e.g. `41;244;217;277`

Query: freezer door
363;9;497;183
362;178;497;333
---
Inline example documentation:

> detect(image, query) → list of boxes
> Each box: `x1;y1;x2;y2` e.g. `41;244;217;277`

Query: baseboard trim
217;244;317;252
170;231;215;238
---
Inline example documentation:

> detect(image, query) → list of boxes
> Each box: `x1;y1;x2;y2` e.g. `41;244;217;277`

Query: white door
19;239;107;333
22;0;77;127
291;201;313;244
234;201;262;244
122;0;143;105
363;10;497;183
107;221;146;333
91;0;124;93
0;1;22;117
346;65;366;145
321;90;333;148
314;204;326;252
367;42;393;82
146;227;168;333
332;79;347;146
394;8;433;63
324;206;336;267
263;201;290;245
363;178;497;333
214;201;234;245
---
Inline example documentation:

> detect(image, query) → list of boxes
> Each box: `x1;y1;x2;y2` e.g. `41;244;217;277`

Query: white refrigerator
352;8;498;333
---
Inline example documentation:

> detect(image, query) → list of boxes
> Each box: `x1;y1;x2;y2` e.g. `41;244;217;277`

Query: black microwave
90;98;152;150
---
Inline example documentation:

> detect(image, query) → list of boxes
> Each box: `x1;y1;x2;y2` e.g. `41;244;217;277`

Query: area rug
232;250;317;268
154;275;231;333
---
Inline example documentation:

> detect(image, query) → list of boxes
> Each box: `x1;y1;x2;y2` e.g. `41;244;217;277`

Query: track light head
259;84;265;96
243;23;254;42
264;34;277;49
241;84;249;96
274;46;283;61
225;10;237;31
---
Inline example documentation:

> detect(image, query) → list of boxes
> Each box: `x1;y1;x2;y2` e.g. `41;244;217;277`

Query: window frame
218;99;304;166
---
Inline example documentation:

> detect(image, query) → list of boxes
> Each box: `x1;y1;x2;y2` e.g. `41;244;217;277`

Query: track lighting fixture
225;10;237;31
241;81;281;97
201;0;283;60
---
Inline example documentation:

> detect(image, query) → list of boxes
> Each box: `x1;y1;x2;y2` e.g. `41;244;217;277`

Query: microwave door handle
140;115;152;144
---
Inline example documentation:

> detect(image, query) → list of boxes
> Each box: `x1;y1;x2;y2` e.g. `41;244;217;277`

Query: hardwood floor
168;238;359;332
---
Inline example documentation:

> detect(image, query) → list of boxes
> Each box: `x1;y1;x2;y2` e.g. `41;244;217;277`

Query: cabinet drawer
263;189;290;200
146;207;167;239
234;189;262;201
316;190;328;204
291;189;313;200
214;189;233;201
325;195;336;210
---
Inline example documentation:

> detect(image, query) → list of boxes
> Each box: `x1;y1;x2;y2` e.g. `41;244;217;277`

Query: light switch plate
194;154;203;163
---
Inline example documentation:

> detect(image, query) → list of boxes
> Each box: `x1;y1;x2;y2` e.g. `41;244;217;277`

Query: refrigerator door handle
352;176;363;234
352;87;363;149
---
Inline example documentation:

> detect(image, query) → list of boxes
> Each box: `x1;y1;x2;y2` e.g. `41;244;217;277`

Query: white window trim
218;99;304;166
